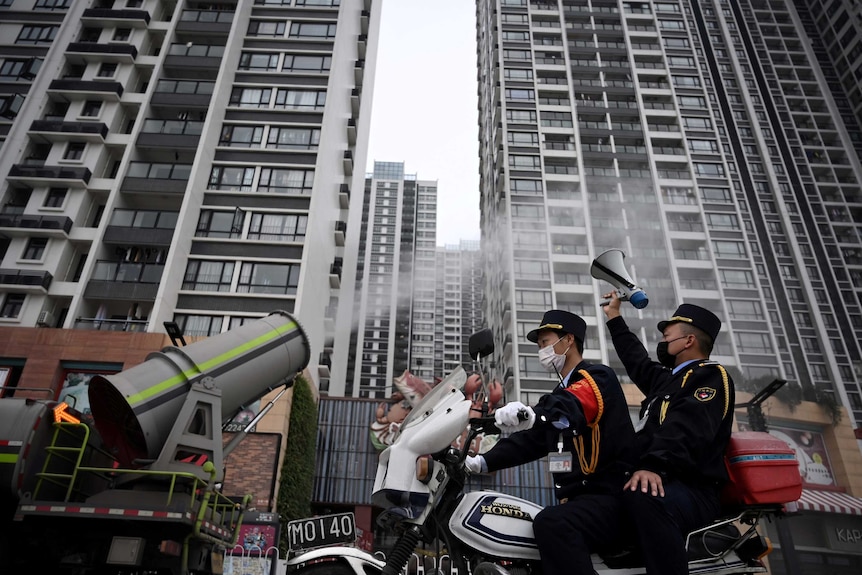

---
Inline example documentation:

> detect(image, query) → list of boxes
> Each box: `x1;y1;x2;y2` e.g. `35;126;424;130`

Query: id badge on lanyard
548;434;573;473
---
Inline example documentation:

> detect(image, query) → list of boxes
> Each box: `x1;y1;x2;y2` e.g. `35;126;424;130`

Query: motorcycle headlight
415;454;434;484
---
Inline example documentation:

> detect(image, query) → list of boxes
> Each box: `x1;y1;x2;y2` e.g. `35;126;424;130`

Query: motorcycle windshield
398;367;468;432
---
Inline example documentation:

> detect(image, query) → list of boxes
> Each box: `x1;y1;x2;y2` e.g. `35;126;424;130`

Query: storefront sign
826;519;862;552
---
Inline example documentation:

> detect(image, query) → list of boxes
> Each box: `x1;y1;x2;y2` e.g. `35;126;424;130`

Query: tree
277;374;319;554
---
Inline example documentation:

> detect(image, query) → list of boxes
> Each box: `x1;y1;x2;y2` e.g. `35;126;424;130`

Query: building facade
0;0;380;395
332;162;436;397
432;240;484;378
475;0;862;572
476;0;862;425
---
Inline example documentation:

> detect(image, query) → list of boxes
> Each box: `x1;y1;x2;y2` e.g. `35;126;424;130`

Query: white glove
494;401;536;432
465;455;487;474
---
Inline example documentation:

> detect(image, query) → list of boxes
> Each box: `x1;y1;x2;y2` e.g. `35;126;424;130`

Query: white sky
365;1;481;247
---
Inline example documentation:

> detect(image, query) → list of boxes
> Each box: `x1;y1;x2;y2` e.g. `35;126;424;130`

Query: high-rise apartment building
433;240;484;378
476;0;862;429
333;161;437;397
0;0;380;391
332;165;484;398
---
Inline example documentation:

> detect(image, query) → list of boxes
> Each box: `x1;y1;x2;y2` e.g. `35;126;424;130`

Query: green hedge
277;374;319;554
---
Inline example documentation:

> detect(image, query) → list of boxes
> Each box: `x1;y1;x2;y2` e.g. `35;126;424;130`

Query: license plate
286;512;356;551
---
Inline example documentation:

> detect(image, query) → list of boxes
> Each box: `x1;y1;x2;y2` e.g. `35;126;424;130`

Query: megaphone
590;249;649;309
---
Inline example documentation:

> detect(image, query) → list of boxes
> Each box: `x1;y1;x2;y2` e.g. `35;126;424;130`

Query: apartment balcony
177;10;234;34
357;34;367;59
81;8;151;26
151;79;214;108
329;257;343;289
47;79;123;98
0;213;73;237
347;117;357;145
354;60;365;86
7;164;91;187
334;220;347;246
339;183;350;208
343;150;353;175
85;260;164;301
0;268;52;291
318;351;332;377
121;163;191;195
103;225;175;246
73;317;149;332
351;88;360;115
164;44;225;78
29;119;108;142
360;10;370;35
65;42;138;63
137;119;203;149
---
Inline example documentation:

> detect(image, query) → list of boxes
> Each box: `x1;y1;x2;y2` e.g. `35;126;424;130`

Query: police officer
602;293;735;575
466;309;636;575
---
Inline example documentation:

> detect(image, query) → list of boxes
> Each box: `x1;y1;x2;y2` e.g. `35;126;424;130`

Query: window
248;213;307;241
289;22;337;38
112;28;131;41
282;54;331;72
17;25;58;43
0;294;25;318
0;59;26;79
247;20;286;37
258;168;314;194
678;95;706;108
719;269;754;288
694;163;724;177
80;100;102;118
688;139;718;153
508;154;541;170
672;75;701;87
63;142;86;161
706;213;739;229
267;127;320;149
507;109;537;123
700;186;731;202
727;300;764;320
504;68;533;80
175;314;223;337
238;52;279;70
735;332;772;354
712;240;746;258
22;237;48;260
502;31;530;42
237;262;300;294
510;179;543;195
35;0;72;8
515;290;553;310
208;166;255;191
219;125;264;147
183;260;235;292
229;87;271;108
508;132;539;146
43;187;67;208
274;89;326;109
663;37;690;49
97;62;117;78
683;117;713;130
505;88;535;101
196;210;242;238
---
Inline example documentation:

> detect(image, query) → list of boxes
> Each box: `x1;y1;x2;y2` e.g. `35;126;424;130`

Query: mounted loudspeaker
590;249;649;309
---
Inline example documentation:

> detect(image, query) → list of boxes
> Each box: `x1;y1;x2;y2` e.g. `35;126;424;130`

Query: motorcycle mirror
468;328;494;361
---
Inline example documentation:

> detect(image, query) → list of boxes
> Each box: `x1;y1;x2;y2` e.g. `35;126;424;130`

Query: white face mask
537;337;570;373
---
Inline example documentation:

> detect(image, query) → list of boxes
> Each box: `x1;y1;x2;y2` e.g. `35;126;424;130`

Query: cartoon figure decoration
369;370;503;453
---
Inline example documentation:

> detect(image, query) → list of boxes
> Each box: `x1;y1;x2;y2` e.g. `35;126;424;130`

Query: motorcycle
287;329;795;575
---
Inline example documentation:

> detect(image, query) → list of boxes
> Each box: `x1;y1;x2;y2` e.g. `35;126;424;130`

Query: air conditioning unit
37;310;54;327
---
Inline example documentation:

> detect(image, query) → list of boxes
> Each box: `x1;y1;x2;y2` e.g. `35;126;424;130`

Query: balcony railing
30;119;109;138
0;268;52;289
0;213;73;233
8;164;91;183
92;260;165;283
74;317;149;331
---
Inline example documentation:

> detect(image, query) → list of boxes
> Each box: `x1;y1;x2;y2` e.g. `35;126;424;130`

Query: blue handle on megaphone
629;291;649;309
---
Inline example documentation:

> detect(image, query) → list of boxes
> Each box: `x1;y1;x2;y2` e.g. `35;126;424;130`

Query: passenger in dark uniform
602;293;735;575
465;310;636;575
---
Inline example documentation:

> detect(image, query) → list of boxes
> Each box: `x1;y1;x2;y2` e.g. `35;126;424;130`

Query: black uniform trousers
533;493;627;575
623;480;721;575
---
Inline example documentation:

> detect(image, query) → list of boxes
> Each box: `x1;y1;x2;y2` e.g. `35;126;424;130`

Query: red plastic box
721;431;803;506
